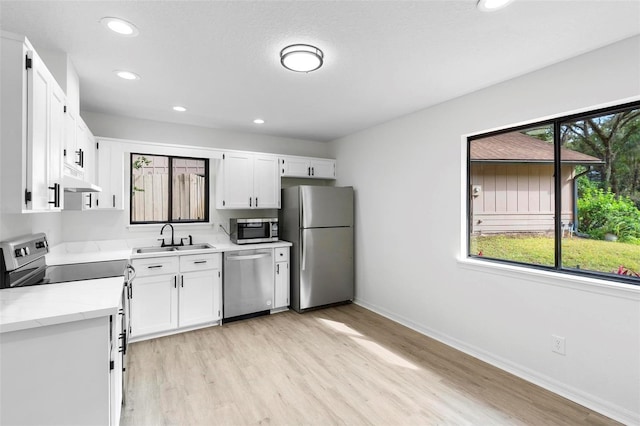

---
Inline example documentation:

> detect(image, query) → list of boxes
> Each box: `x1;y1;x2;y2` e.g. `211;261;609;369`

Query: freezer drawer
298;227;354;310
223;249;273;319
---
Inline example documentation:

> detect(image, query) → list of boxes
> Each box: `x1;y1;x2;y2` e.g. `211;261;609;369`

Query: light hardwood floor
121;304;618;425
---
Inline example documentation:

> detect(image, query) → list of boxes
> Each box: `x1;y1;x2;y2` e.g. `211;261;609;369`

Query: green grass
470;234;640;276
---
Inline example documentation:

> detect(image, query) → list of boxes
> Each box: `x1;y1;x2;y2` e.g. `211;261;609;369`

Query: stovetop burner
42;260;128;285
1;233;128;289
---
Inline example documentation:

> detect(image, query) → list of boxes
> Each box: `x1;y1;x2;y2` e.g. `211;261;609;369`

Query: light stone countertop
0;277;124;334
2;239;292;334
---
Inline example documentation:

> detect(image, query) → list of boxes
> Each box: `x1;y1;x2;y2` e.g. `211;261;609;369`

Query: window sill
126;222;214;232
457;257;640;300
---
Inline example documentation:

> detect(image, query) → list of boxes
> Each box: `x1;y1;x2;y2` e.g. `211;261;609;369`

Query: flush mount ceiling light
114;70;140;80
477;0;514;12
173;106;187;112
253;118;265;124
100;17;139;36
280;44;324;73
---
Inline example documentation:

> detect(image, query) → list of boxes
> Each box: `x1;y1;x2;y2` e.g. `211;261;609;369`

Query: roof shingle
470;131;603;163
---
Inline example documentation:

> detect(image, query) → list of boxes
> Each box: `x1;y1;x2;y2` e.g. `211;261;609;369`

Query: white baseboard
354;298;639;426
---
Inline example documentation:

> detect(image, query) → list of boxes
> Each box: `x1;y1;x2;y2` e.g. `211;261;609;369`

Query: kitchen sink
175;243;215;251
134;246;177;254
133;243;215;254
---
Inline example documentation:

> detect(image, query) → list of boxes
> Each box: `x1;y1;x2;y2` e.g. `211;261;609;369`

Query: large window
130;153;209;224
468;102;640;284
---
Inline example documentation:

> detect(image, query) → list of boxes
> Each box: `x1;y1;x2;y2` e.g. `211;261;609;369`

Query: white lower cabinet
273;247;290;309
130;274;179;337
178;253;222;327
0;306;124;425
130;253;221;341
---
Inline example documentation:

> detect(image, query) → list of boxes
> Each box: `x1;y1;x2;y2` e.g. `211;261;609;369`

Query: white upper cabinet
253;154;280;208
216;152;280;209
1;33;65;213
280;156;336;179
95;140;125;210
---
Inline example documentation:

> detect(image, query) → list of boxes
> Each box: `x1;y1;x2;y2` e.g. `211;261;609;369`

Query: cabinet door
309;159;336;179
253;154;280;208
281;157;310;177
82;123;96;187
179;269;221;327
96;141;124;210
63;109;77;169
74;118;87;173
110;292;124;426
49;81;65;209
129;275;178;338
217;152;253;208
274;261;289;308
26;51;53;211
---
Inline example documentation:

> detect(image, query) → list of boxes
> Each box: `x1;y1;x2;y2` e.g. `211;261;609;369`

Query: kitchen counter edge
0;277;125;334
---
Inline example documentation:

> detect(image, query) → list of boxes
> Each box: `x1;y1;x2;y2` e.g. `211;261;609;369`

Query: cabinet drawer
132;256;179;277
274;247;289;262
179;253;220;272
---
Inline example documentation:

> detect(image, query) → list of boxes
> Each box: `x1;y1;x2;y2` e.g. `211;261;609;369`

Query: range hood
63;175;102;192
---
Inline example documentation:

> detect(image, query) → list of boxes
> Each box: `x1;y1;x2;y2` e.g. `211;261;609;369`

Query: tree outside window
468;103;639;283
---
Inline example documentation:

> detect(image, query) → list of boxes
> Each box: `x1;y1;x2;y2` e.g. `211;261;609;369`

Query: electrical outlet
552;335;566;355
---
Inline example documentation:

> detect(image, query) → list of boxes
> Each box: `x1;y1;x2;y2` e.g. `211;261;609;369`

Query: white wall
82;111;330;157
329;35;640;424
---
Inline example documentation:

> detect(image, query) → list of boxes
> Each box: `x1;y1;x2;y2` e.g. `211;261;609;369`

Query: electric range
0;233;128;289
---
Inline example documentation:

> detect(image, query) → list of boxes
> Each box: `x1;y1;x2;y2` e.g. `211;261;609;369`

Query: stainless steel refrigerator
280;186;354;312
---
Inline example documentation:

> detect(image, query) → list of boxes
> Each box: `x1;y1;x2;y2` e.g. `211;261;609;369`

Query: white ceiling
1;1;639;142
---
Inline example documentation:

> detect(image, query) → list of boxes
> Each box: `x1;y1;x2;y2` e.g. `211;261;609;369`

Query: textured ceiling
1;1;639;142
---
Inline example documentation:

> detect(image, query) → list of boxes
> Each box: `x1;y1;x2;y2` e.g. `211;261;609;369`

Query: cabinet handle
113;194;116;208
47;183;60;207
249;197;253;207
276;264;280;274
174;276;177;288
181;275;184;288
255;197;258;207
147;265;163;269
193;260;207;264
311;167;315;176
86;193;92;208
75;149;84;167
308;166;311;176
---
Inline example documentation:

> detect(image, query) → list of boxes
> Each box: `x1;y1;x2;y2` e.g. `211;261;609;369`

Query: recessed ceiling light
115;70;140;80
477;0;514;11
253;118;265;124
100;17;139;37
280;44;324;73
173;106;187;112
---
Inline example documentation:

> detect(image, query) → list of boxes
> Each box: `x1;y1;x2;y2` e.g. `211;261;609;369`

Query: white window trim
459;96;640;298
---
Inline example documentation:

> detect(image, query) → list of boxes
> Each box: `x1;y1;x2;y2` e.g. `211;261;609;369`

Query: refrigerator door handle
301;231;307;271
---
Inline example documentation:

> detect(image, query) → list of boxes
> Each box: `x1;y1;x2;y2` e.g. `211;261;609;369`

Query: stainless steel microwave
230;218;278;244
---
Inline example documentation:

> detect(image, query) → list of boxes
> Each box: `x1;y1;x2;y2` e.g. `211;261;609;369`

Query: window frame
466;100;640;286
129;152;210;225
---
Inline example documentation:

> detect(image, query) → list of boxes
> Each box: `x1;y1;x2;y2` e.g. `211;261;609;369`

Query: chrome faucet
159;223;176;247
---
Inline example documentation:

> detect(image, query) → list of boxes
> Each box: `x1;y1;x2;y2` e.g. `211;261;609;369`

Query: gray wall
329;35;640;424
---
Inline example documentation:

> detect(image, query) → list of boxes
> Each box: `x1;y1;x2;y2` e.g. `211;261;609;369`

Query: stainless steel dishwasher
223;249;273;321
